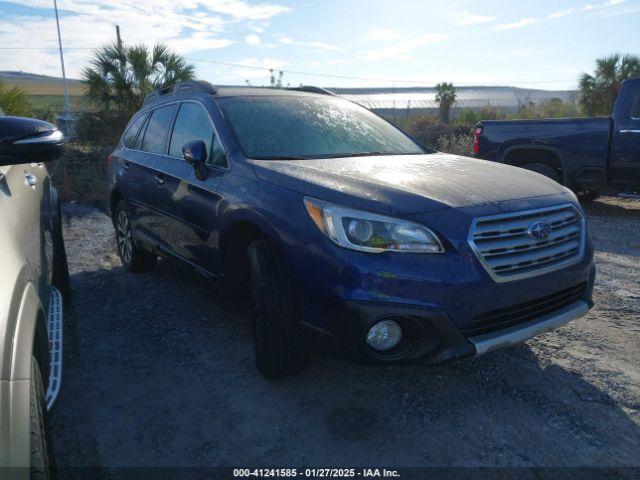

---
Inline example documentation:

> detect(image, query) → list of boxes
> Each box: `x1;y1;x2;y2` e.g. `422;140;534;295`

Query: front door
156;101;228;272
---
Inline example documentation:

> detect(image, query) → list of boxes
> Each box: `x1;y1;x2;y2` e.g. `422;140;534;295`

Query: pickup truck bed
475;78;640;193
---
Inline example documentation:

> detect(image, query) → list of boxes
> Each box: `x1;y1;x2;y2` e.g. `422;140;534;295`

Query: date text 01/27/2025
232;468;401;478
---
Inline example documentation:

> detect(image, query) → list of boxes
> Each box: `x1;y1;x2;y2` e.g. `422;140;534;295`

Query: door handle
122;161;131;171
154;174;166;186
619;129;640;135
24;173;37;188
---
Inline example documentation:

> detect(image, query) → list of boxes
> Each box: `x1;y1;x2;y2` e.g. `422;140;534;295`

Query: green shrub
437;134;474;156
74;110;130;147
0;80;31;116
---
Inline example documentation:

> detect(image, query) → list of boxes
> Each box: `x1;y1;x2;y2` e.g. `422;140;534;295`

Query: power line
0;46;578;87
185;56;577;87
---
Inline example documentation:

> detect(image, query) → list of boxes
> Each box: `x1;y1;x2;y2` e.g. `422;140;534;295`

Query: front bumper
336;272;594;365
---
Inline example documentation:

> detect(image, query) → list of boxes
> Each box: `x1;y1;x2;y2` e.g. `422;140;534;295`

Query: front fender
0;263;46;382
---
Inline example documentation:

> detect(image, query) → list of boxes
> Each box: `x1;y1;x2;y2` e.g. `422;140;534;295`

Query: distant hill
0;71;84;96
1;71;85;111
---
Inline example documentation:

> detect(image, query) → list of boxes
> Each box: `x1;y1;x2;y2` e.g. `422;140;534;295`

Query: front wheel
248;239;308;378
114;201;157;273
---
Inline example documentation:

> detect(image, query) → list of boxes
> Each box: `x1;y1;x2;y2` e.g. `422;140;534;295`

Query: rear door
611;78;640;185
157;101;228;272
129;103;179;244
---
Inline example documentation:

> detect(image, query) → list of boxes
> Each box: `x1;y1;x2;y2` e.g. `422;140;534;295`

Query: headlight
303;197;444;253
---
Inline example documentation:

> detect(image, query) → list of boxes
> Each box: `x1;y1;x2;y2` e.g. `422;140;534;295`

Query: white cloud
277;36;342;52
245;34;262;46
547;8;574;18
452;11;494;26
367;28;402;41
0;0;289;77
361;33;450;62
493;18;536;31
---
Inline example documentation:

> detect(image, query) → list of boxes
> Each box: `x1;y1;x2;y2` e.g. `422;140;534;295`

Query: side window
121;113;148;149
169;103;215;162
209;135;227;167
134;115;150;150
631;90;640;118
141;104;178;154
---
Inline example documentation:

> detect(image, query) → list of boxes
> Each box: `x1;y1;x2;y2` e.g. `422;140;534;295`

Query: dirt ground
51;196;640;475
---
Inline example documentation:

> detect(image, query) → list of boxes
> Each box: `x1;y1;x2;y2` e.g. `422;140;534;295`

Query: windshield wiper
251;155;311;160
316;152;423;159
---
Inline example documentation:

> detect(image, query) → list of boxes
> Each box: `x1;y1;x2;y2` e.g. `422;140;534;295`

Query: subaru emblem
528;222;552;240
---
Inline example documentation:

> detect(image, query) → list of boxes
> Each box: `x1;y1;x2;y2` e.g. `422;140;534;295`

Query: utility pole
53;0;70;119
116;25;122;50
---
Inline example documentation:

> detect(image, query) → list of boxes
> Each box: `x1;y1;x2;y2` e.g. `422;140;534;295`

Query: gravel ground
51;197;640;473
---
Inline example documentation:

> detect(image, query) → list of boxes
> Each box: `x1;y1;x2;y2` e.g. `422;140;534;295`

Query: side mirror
0;116;63;167
182;140;208;180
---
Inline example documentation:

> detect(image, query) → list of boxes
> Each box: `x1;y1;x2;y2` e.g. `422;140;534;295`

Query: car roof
212;87;330;98
140;81;335;112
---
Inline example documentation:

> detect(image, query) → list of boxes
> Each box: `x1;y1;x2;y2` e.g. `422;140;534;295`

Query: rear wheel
248;239;308;378
522;162;562;184
114;201;157;273
30;357;55;480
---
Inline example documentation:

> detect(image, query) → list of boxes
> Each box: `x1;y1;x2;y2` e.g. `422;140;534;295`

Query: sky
0;0;639;90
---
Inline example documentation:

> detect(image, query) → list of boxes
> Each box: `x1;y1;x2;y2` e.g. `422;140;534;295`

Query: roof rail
288;85;335;96
143;80;218;105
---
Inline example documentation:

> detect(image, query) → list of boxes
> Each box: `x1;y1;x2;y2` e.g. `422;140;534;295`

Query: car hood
250;153;571;216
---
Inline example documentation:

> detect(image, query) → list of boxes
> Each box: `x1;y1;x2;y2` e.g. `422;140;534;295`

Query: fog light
366;319;402;351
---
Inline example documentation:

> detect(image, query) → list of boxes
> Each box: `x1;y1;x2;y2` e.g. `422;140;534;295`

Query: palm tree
435;82;456;124
83;43;195;114
579;53;640;116
0;80;31;116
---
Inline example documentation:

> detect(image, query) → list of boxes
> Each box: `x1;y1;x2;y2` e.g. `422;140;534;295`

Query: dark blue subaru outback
107;81;595;377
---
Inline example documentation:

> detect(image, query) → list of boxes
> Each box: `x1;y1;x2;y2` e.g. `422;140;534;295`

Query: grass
28;94;86;111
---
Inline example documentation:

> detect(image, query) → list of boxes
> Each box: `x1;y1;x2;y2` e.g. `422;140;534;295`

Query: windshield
218;95;428;159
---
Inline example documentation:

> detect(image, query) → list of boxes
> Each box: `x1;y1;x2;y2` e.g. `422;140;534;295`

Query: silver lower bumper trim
469;300;590;356
45;287;63;410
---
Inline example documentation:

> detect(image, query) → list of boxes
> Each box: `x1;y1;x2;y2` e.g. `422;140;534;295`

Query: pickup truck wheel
114;201;157;273
522;163;562;184
52;199;71;306
248;239;308;378
577;190;600;202
30;357;55;480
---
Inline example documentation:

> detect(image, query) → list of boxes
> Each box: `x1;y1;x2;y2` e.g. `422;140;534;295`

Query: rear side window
141;104;178;154
121;113;148;149
169;103;214;159
631;90;640;118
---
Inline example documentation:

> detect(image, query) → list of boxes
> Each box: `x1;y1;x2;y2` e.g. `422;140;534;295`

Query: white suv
0;116;69;479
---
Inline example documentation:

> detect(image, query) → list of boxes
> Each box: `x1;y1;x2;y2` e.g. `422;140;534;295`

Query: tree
579;53;640;116
435;82;456;124
0;80;31;116
83;43;195;114
270;69;284;88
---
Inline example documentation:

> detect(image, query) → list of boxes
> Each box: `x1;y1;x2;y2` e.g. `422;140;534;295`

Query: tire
577;190;600;203
30;357;55;480
522;162;562;184
114;201;157;273
51;199;71;306
248;239;308;378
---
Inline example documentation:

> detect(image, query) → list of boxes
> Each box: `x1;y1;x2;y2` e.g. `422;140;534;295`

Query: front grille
461;283;586;337
468;204;585;282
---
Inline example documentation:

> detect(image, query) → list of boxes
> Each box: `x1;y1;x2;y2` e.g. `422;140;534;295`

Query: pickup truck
474;77;640;196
